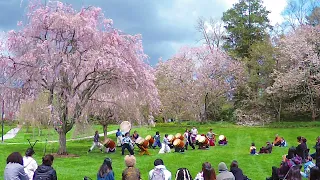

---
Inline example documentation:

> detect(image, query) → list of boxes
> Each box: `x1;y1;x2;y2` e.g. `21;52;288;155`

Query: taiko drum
173;139;185;148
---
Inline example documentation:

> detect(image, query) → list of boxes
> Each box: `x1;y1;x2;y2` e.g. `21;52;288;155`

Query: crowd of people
4;149;57;180
4;127;320;180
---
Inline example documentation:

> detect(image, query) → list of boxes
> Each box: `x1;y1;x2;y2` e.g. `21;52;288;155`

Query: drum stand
137;144;150;155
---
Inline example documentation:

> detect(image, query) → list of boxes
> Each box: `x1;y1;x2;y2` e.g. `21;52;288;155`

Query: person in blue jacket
97;158;114;180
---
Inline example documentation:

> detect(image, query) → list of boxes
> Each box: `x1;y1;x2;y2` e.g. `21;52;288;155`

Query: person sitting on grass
33;154;57;180
287;165;302;180
250;143;257;155
216;162;235;180
23;148;38;180
280;137;287;147
266;147;302;180
311;136;320;159
300;156;315;178
229;160;249;180
97;158;114;180
194;162;216;180
4;152;29;180
296;136;309;162
310;166;320;180
259;141;272;154
273;134;282;146
175;168;193;180
122;155;141;180
149;159;172;180
153;131;162;149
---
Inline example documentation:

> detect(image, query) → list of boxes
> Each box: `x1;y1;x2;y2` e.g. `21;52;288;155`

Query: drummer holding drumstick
122;132;135;155
191;126;198;144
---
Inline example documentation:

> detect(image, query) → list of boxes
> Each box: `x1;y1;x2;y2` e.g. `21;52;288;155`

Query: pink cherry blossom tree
267;25;320;121
156;46;244;122
0;1;159;154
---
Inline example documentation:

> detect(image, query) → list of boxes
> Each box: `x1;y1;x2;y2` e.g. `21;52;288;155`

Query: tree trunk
103;124;108;140
277;99;282;122
58;130;67;155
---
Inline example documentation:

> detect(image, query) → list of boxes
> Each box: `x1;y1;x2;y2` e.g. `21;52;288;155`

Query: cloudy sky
0;0;287;65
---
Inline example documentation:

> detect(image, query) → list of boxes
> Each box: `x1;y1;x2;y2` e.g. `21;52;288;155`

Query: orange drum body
106;140;116;149
173;139;185;148
199;136;209;145
142;140;149;148
146;135;154;145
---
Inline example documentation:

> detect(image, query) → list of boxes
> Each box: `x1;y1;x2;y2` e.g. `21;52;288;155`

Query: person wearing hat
216;162;235;180
122;155;141;180
259;141;273;154
97;158;114;180
23;148;38;180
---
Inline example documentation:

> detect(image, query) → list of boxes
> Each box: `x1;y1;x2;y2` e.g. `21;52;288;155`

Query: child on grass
250;142;257;155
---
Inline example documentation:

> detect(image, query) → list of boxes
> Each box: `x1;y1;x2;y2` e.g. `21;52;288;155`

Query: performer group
87;122;227;156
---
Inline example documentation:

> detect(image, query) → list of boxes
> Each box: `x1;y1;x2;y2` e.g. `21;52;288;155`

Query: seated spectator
122;155;141;180
96;157;114;180
286;165;302;180
316;146;320;168
310;166;320;180
300;156;315;178
311;136;320;159
280;137;287;147
273;134;282;146
216;162;235;180
266;147;301;180
249;143;257;155
33;154;57;180
229;160;249;180
4;152;29;180
296;136;309;162
259;141;272;154
175;168;193;180
149;159;171;180
23;148;38;180
194;162;216;180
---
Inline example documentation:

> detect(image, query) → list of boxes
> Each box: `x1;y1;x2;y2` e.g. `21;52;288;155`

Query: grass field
0;122;319;180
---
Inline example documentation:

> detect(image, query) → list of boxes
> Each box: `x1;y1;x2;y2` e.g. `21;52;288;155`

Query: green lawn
0;123;318;180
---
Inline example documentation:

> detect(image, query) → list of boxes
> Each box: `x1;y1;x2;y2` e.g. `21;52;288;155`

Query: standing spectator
23;148;38;180
175;168;192;180
229;160;248;180
216;162;235;180
122;155;141;180
4;152;29;180
195;162;216;180
97;158;114;180
88;131;103;153
310;166;320;180
286;165;302;180
122;132;135;155
33;154;57;180
116;129;123;147
149;159;171;180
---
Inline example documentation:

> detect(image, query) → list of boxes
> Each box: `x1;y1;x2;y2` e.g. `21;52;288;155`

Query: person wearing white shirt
191;127;198;143
149;159;172;180
23;148;38;180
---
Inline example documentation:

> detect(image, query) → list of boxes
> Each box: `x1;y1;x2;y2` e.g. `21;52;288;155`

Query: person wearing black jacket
33;154;57;180
311;136;320;159
230;160;249;180
259;142;273;154
296;136;308;161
